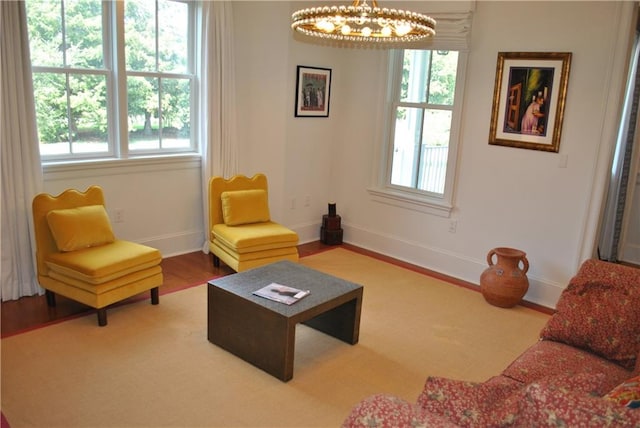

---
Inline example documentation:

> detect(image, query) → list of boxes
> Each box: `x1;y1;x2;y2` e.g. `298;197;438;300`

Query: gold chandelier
291;0;436;44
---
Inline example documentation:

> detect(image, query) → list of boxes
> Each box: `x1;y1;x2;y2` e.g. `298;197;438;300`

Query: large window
375;48;467;216
26;0;195;161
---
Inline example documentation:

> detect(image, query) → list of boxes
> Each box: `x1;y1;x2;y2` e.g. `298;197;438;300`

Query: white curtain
0;1;44;300
198;1;238;252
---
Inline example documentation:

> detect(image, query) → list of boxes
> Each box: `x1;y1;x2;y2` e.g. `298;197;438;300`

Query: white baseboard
342;223;562;309
293;221;324;245
140;230;205;259
620;242;640;265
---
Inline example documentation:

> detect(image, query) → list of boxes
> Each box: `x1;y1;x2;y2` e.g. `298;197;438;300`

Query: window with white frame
370;12;471;217
373;48;466;217
25;0;196;162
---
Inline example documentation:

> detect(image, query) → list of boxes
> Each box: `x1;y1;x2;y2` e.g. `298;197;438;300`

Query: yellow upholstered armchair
32;186;163;326
208;173;299;272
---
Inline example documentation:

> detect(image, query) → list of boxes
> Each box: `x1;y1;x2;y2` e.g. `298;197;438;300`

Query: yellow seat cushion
221;189;270;226
45;240;162;285
46;205;115;252
210;240;298;272
45;266;162;294
212;222;298;253
213;239;299;261
39;268;163;308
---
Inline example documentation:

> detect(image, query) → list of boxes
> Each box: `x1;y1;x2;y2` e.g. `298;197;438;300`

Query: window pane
158;0;188;73
418;110;452;193
128;76;160;150
33;72;108;156
125;1;156;72
428;51;458;106
33;73;69;155
400;50;431;104
68;74;108;153
26;0;103;69
422;109;452;147
26;0;63;67
64;0;104;69
391;107;423;188
160;78;191;148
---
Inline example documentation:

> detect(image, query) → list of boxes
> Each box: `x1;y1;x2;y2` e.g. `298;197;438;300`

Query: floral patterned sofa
343;259;640;427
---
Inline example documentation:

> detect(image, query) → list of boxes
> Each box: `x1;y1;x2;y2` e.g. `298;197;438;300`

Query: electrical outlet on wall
114;208;125;223
449;219;457;233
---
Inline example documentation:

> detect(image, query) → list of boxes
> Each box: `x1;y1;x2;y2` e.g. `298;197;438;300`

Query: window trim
42;153;201;180
367;49;468;217
29;0;197;165
368;48;469;218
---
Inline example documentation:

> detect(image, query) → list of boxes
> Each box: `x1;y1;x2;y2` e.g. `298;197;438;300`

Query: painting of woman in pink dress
521;95;545;134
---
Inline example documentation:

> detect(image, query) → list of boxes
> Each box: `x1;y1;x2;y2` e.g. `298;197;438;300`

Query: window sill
367;187;453;218
42;154;202;179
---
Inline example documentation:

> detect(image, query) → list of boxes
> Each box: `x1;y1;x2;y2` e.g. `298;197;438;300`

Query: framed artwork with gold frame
489;52;572;152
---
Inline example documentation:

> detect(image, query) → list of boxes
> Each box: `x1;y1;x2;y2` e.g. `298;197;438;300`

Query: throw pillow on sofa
540;280;640;370
605;374;640;409
519;382;640;427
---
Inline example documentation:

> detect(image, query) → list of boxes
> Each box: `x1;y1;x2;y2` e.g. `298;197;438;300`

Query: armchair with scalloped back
208;173;299;272
32;186;162;326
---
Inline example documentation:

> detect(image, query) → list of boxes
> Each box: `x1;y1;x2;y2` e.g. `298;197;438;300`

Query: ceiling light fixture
291;0;436;44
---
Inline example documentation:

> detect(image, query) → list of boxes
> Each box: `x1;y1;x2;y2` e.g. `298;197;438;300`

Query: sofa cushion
519;382;640;426
47;205;115;252
342;393;458;428
604;374;640;409
416;375;523;427
540;275;640;370
566;259;640;290
502;340;632;393
221;189;270;226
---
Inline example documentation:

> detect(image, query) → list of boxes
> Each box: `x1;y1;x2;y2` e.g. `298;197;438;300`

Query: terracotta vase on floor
480;247;529;308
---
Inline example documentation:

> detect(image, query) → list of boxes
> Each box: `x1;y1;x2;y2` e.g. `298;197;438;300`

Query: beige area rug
1;248;550;427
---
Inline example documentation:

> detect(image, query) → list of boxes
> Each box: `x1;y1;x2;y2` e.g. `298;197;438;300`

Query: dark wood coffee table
207;260;363;381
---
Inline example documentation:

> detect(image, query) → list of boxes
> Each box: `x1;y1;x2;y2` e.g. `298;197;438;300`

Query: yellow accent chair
32;186;163;326
208;173;299;272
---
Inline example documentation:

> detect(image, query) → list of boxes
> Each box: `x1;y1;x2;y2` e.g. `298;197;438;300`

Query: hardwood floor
1;241;560;337
0;241;332;337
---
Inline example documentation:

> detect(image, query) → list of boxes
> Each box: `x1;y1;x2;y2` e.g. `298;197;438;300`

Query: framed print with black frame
295;66;331;117
489;52;572;152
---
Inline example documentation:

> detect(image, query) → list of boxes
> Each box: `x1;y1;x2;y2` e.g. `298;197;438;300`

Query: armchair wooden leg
151;287;159;305
97;308;107;327
45;290;56;307
212;254;220;268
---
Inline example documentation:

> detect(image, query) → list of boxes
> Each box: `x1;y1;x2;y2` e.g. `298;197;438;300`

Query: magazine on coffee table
253;283;310;305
